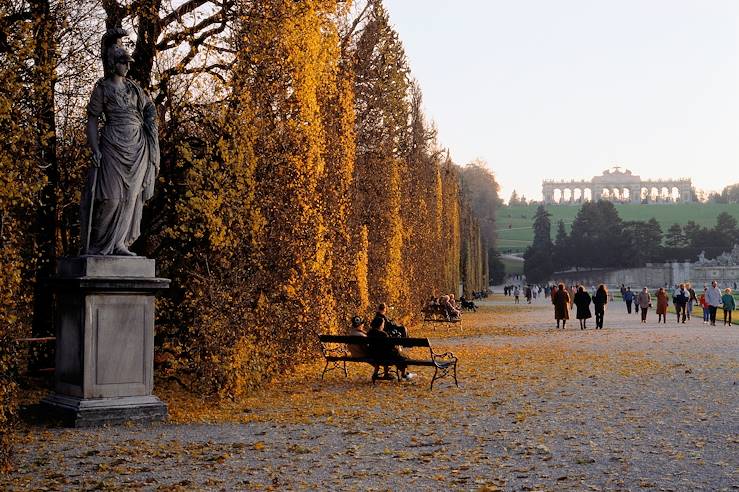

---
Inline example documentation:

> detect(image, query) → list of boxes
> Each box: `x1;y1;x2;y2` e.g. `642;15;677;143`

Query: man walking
674;284;689;324
705;281;722;326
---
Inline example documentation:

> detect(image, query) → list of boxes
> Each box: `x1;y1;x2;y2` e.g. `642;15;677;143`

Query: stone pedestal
42;256;170;427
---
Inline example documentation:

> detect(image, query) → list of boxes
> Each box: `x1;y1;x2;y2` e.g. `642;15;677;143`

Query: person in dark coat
593;284;608;329
673;284;689;323
552;283;570;329
367;317;414;381
623;287;634;314
573;286;592;330
372;303;408;338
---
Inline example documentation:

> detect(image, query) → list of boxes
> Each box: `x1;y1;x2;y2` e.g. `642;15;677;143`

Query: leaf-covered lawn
3;299;737;490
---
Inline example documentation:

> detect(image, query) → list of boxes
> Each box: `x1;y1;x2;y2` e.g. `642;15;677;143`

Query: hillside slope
497;203;739;253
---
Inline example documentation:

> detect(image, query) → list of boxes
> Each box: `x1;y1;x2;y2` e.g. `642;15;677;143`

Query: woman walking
623;287;634;314
687;283;697;320
637;287;651;323
553;283;570;329
573;286;592;330
700;288;710;324
656;287;668;324
721;288;735;325
593;284;608;329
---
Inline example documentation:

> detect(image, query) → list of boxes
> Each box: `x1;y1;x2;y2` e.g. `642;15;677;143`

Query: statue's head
101;27;129;77
112;46;133;77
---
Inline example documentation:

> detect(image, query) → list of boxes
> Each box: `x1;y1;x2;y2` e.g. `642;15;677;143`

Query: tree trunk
129;0;162;89
29;0;59;368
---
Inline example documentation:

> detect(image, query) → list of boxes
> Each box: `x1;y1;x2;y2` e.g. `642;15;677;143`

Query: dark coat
367;328;397;360
573;291;592;320
553;289;570;320
372;313;404;337
673;289;689;307
593;289;608;312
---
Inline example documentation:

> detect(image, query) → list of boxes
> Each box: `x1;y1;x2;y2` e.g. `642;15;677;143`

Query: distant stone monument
42;30;169;427
542;166;693;204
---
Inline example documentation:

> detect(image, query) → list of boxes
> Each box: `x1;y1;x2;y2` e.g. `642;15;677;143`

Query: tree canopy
0;0;494;467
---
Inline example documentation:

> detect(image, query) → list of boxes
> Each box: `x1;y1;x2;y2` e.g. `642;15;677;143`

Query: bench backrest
319;335;431;348
422;305;446;313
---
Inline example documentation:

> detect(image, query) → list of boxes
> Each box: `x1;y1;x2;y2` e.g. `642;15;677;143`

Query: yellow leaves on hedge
135;0;489;407
0;17;45;472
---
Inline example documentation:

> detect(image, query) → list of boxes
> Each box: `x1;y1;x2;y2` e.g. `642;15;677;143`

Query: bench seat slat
325;356;443;367
319;335;431;348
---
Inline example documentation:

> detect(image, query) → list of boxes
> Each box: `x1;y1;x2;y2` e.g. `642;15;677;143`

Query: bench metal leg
453;362;459;387
430;366;438;391
322;360;348;380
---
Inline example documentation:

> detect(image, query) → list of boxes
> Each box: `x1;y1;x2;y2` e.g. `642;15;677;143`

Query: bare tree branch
156;8;226;51
160;0;210;27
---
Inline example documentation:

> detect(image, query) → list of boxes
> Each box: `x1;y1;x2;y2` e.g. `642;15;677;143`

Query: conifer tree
553;220;569;271
523;205;554;282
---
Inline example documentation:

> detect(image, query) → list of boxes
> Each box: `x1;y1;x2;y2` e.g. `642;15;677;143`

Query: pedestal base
41;394;168;428
46;256;170;427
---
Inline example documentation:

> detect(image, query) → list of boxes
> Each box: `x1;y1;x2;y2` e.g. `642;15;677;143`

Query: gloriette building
542;167;692;204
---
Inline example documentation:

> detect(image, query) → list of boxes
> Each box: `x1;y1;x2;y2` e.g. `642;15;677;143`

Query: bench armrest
430;350;457;366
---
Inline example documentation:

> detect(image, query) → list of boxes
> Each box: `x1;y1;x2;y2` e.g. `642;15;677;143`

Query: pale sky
384;0;739;202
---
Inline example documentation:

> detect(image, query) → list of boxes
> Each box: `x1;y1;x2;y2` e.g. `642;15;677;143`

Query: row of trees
524;202;739;282
705;183;739;203
0;0;499;465
507;190;529;206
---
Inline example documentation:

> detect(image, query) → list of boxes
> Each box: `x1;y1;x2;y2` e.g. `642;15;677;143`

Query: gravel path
3;298;738;491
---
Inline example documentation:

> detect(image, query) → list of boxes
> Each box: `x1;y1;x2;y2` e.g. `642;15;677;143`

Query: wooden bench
421;305;462;329
318;335;458;390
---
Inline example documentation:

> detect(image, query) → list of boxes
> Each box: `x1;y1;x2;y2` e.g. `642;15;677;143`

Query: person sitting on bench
372;303;408;338
367;317;415;380
347;316;369;358
439;295;461;320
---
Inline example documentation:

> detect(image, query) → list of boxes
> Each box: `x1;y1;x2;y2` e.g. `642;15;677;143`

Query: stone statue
697;250;707;264
80;30;160;256
731;245;739;264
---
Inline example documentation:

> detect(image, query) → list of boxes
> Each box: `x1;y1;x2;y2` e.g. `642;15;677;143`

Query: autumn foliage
0;0;498;461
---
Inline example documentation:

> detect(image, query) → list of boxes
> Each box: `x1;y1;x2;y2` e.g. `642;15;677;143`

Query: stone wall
553;262;739;289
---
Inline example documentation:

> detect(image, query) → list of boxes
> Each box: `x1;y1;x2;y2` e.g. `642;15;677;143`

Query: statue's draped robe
81;78;159;255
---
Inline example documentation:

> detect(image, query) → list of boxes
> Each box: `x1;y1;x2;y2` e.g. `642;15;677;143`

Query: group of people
348;303;415;381
620;281;735;326
503;284;544;304
548;280;737;329
550;283;609;330
426;294;464;319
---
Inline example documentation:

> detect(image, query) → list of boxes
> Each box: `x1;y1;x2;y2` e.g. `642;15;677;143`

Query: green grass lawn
496;203;739;253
